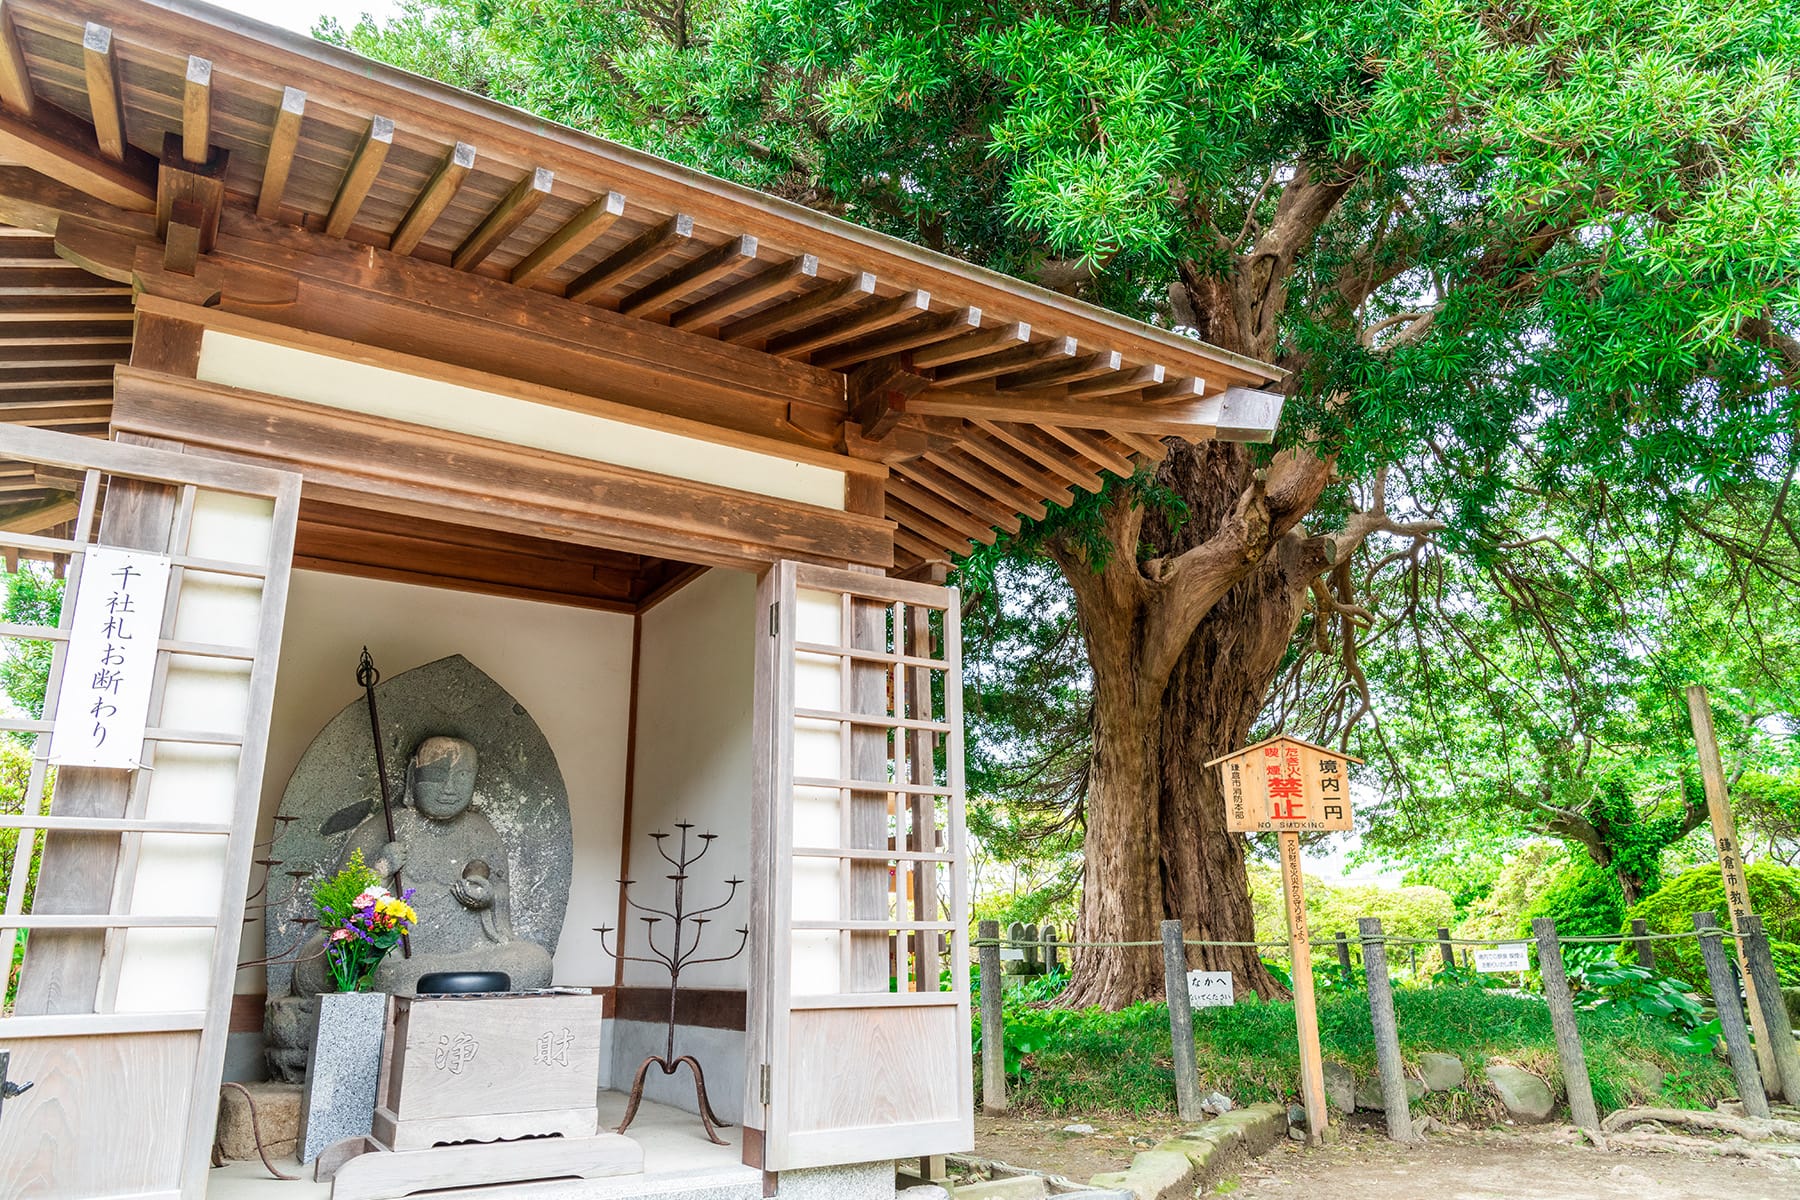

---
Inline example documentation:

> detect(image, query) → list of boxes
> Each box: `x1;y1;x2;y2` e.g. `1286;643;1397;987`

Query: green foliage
1249;864;1453;981
1;565;61;723
1523;858;1627;939
310;848;380;934
0;741;43;1011
1563;946;1707;1035
1626;860;1800;989
985;984;1732;1118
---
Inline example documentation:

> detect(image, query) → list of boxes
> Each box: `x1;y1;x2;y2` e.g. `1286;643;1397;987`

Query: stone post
1359;918;1417;1142
1161;919;1202;1121
1437;926;1455;971
1693;912;1768;1119
1532;918;1599;1131
978;919;1006;1114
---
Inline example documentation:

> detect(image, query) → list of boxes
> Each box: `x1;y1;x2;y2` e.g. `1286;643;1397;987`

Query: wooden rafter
886;495;971;557
669;253;815;331
892;458;1024;535
970;419;1104;493
909;390;1241;437
454;166;552;271
997;349;1120;391
619;232;757;318
567;213;694;303
389;141;475;255
1040;425;1134;476
82;24;126;163
0;2;32;116
1145;375;1206;403
1113;430;1173;460
181;56;210;164
928;336;1075;388
811;305;981;371
910;322;1028;369
948;434;1073;506
511;190;625;287
888;472;997;544
765;289;929;358
254;87;306;221
919;448;1054;522
1061;363;1164;398
324;115;394;238
719;271;874;344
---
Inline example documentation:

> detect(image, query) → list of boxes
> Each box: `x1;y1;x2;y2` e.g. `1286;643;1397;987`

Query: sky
209;0;402;35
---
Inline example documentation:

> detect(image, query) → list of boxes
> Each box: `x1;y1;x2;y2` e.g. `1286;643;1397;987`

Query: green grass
986;985;1733;1120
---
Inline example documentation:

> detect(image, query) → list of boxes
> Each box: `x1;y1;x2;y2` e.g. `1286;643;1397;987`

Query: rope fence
972;912;1800;1136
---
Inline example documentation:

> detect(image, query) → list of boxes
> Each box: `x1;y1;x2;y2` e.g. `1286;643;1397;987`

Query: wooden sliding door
748;561;973;1172
0;425;300;1199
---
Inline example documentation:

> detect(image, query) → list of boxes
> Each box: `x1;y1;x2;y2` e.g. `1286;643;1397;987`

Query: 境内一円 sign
1207;735;1359;832
48;546;172;770
1473;943;1531;973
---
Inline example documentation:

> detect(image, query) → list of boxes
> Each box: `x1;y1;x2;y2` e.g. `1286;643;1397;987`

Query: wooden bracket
156;130;229;268
847;356;929;441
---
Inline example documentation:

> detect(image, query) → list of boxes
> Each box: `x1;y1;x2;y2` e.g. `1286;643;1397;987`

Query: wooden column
1531;918;1599;1131
1279;831;1326;1144
1161;919;1202;1121
1335;932;1353;985
1692;912;1768;1119
1629;918;1655;970
978;919;1005;1114
1436;927;1455;972
1358;918;1417;1142
1685;683;1779;1091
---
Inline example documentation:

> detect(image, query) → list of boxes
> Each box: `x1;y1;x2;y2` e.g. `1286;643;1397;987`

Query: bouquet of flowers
311;847;419;993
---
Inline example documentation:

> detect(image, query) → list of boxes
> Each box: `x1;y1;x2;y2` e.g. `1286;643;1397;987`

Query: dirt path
1221;1127;1797;1200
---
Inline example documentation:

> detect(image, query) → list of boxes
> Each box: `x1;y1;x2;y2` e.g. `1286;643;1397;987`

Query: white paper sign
1187;970;1234;1008
49;546;172;770
1473;943;1530;973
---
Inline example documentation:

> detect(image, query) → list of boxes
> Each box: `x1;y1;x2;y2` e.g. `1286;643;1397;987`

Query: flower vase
297;989;390;1163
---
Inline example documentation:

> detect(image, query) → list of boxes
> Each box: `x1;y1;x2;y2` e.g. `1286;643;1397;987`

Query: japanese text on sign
49;546;172;770
1214;736;1356;833
1187;970;1234;1008
1473;943;1531;973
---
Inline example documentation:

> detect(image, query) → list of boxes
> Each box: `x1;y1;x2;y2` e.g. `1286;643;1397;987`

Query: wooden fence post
1358;918;1417;1142
1693;912;1769;1119
1629;918;1655;970
1436;927;1455;971
1531;918;1599;1131
1335;932;1353;985
1740;915;1800;1102
1161;919;1203;1121
978;919;1007;1114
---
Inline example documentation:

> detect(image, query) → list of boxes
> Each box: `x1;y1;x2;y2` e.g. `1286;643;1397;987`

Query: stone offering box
373;991;606;1150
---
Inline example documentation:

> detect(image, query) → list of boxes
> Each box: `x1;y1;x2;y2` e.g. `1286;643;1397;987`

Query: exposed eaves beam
182;56;211;164
887;473;998;544
1113;430;1174;460
1061;363;1165;399
454;166;553;271
255;87;306;221
811;306;982;372
970;419;1104;493
765;289;929;358
619;232;757;318
0;1;34;116
1039;426;1136;475
949;433;1076;506
719;271;874;344
887;496;972;558
908;389;1266;438
324;115;394;238
567;212;693;303
82;24;126;163
511;190;625;288
1144;375;1206;403
0;109;155;213
910;322;1029;370
894;457;1029;533
998;349;1120;391
389;141;475;255
669;253;816;331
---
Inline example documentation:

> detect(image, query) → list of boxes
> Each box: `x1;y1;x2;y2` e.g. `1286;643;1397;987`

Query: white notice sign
1187;970;1234;1008
1473;943;1530;973
49;546;172;770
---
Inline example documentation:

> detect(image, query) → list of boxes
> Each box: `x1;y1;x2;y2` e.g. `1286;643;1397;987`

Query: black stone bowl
414;970;512;995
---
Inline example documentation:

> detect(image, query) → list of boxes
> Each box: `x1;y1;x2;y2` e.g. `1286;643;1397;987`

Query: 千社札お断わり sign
48;546;172;770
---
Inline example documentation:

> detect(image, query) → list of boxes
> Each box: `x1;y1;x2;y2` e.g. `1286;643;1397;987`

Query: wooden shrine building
0;2;1285;1197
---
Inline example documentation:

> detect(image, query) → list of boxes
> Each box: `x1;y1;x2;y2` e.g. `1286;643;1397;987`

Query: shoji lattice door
0;425;300;1200
749;561;973;1172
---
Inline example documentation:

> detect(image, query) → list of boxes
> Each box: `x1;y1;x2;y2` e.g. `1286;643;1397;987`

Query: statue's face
410;737;477;820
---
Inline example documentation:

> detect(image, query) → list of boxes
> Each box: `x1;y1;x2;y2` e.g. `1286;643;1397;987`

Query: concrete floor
208;1093;761;1200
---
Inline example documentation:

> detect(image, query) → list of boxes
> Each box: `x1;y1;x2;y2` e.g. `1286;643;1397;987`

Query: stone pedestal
299;991;389;1163
215;1081;303;1161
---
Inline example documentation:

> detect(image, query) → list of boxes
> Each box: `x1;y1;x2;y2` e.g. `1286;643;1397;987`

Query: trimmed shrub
1522;856;1626;938
1625;861;1800;990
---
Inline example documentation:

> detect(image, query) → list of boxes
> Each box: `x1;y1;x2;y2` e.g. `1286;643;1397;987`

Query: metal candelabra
596;822;747;1144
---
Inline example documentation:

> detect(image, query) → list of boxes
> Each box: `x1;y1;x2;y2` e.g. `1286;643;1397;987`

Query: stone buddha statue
293;735;554;996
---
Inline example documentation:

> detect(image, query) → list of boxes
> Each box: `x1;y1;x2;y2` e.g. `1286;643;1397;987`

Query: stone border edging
1088;1103;1288;1199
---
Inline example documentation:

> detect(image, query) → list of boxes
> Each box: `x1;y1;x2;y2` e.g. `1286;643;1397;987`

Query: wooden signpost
1209;735;1360;1145
1684;684;1780;1094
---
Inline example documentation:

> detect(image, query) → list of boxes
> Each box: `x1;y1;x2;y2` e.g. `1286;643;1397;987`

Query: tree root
1604;1131;1800;1163
1601;1106;1800;1142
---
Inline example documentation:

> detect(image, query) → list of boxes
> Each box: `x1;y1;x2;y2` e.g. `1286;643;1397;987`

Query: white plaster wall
237;569;635;994
620;567;756;990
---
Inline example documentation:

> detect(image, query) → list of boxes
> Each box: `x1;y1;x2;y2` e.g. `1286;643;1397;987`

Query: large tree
334;0;1800;1006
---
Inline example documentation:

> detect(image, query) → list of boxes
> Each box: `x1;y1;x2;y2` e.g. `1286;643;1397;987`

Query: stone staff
357;646;410;958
